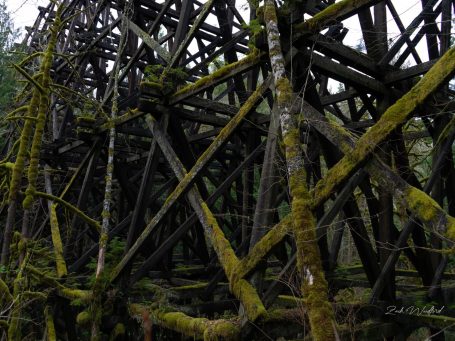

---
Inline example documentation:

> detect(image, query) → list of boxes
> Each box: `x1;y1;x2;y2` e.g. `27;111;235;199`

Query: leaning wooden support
145;115;267;321
111;77;270;283
169;51;262;103
126;19;170;62
296;99;455;239
45;306;56;341
295;100;455;280
311;45;455;216
263;1;337;339
34;191;101;232
0;278;13;305
49;204;67;277
1;86;37;267
248;103;281;288
236;215;292;279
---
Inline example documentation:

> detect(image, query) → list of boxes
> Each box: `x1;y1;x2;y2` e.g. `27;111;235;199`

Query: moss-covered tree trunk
1;2;61;268
263;1;337;339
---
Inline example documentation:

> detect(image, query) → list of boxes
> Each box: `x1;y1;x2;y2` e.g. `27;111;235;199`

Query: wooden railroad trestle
1;0;455;339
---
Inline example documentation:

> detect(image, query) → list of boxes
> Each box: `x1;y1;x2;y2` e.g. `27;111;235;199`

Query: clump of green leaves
87;237;126;285
242;19;264;49
144;64;188;94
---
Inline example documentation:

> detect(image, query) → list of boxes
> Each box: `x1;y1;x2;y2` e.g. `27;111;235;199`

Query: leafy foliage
0;1;19;151
144;65;188;94
0;1;19;114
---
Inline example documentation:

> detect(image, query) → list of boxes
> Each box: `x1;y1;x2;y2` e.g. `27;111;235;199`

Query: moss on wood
0;278;13;304
311;45;455;210
49;204;67;277
45;306;56;341
76;311;91;325
34;191;101;232
22;6;62;210
129;304;240;340
199;200;266;321
264;0;337;339
294;0;376;33
406;187;455;238
109;323;125;340
173;50;261;98
235;215;292;279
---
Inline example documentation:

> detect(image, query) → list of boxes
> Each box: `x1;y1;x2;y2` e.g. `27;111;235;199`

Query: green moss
0;278;12;304
141;81;164;92
8;278;22;341
34;191;101;232
276;295;305;306
282;127;301;161
413;314;455;329
242;19;264;49
203;320;240;340
8;91;39;203
312;45;455;209
22;5;62;211
6;105;29;118
131;304;239;340
142;65;188;96
405;187;440;222
263;308;300;322
247;0;260;9
49;204;67;277
275;77;293;105
295;0;373;33
242;19;263;37
263;1;337;337
201;202;266;320
7;253;29;341
76;311;91;325
109;323;125;340
405;187;455;240
173;50;260;98
231;279;267;321
59;288;92;301
45;306;56;341
235;215;292;279
17;239;26;255
0;162;14;170
289;173;336;341
201;202;238;277
174;282;207;291
21;291;47;300
76;116;96;124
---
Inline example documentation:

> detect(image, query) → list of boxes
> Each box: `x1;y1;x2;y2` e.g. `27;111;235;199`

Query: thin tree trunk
1;2;61;268
90;3;129;339
263;1;337;339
